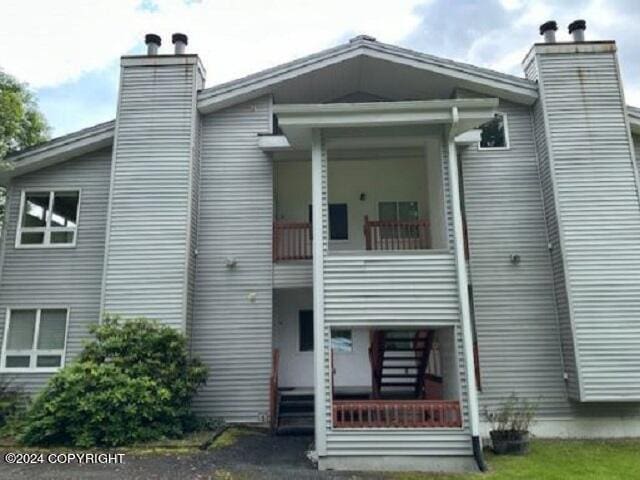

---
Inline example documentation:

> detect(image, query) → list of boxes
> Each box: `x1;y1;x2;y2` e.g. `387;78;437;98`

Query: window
378;201;419;239
17;190;80;247
1;308;68;370
298;310;314;352
308;203;349;240
479;113;509;149
331;329;353;352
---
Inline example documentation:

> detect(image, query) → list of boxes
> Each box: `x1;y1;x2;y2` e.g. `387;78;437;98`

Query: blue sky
1;0;638;138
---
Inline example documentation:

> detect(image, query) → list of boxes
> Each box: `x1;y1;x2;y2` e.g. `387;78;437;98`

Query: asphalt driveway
0;429;388;480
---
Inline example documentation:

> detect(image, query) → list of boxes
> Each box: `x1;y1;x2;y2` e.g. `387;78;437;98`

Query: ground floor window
331;329;353;352
1;308;68;370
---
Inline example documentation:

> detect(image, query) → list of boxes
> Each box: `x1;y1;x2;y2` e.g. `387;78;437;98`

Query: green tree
0;71;49;226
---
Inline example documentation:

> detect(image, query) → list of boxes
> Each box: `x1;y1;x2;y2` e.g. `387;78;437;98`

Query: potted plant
484;393;536;455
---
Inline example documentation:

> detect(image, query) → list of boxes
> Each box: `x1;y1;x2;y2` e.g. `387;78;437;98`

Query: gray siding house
2;22;640;471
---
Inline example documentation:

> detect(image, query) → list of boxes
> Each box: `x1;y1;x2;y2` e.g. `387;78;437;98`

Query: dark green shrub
20;316;207;447
0;378;27;433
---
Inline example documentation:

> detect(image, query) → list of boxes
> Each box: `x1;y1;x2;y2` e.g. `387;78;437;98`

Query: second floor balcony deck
273;217;431;262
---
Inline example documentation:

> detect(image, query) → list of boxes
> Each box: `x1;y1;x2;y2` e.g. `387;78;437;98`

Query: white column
311;128;327;455
447;138;481;439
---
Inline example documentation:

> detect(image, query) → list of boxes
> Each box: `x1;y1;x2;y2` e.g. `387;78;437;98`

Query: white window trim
0;307;70;373
477;112;511;151
15;189;82;249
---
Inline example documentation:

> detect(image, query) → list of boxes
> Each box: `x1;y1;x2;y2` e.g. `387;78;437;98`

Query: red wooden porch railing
273;221;312;261
333;400;462;428
364;216;430;251
269;349;280;431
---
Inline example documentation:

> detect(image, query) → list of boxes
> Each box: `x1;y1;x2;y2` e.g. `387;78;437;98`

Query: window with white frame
479;113;509;149
1;308;69;370
17;190;80;247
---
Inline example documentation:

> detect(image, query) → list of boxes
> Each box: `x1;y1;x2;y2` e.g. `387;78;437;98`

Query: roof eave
1;121;115;185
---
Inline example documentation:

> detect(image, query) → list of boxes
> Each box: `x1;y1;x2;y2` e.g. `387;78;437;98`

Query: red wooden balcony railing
333;400;462;428
273;221;312;261
364;216;430;251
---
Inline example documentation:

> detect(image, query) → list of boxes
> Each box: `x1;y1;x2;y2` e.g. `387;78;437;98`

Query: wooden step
381;381;418;387
380;373;418;378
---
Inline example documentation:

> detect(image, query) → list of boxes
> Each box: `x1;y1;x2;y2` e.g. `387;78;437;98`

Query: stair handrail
414;330;435;398
368;330;385;399
269;348;280;431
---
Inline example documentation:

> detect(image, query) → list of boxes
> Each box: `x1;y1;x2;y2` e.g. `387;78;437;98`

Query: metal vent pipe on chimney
172;33;188;54
539;21;558;43
569;20;586;42
145;34;161;55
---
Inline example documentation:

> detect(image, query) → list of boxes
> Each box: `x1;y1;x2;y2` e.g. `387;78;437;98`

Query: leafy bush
0;378;27;433
484;393;537;433
20;316;207;447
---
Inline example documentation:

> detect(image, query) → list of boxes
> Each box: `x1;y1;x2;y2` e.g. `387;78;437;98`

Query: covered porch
271;287;462;431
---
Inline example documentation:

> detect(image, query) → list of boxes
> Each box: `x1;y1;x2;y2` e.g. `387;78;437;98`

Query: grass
209;426;263;450
393;439;640;480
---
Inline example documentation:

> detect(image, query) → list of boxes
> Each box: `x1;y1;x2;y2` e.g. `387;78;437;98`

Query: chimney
145;33;161;55
539;21;558;43
172;33;188;54
568;20;586;42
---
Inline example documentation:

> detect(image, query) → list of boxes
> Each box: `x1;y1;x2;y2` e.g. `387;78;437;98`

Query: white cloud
0;0;424;88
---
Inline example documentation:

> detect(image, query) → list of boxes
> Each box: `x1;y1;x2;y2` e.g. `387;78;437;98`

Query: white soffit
273;99;497;148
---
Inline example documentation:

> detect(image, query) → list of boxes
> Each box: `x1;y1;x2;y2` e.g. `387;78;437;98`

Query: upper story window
479;113;509;150
16;190;80;248
1;308;69;371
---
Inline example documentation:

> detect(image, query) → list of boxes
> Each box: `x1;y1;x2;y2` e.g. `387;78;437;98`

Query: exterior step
279;411;314;418
276;425;314;436
381;381;418;387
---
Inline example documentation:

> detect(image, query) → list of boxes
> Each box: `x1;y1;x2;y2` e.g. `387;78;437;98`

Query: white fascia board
0;123;114;185
274;99;497;148
197;41;537;113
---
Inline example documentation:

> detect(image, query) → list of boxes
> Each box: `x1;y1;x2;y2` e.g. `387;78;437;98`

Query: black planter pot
490;430;530;455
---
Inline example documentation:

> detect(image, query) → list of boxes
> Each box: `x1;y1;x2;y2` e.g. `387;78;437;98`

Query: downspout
447;107;487;472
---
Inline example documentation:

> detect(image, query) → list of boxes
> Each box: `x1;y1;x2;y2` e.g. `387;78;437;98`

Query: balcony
273;217;431;262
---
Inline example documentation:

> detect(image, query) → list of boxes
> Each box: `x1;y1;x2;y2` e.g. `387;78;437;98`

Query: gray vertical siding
102;58;201;330
532;47;640;401
0;149;111;392
192;97;273;422
460;99;572;416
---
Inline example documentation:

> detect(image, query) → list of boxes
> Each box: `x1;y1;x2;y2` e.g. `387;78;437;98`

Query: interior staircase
369;329;440;399
274;391;314;435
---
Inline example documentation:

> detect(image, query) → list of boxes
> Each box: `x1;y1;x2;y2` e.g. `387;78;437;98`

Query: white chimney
145;33;161;55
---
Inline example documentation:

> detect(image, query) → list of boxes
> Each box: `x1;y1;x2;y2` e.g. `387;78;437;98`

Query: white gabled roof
197;35;540;112
1;120;114;185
